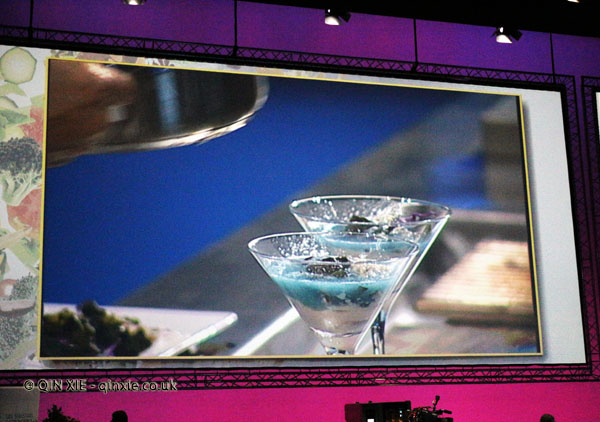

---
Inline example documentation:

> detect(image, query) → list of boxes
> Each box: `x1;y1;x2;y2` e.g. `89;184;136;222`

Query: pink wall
39;382;598;422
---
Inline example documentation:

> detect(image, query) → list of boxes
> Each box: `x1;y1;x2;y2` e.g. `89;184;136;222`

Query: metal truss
582;76;600;380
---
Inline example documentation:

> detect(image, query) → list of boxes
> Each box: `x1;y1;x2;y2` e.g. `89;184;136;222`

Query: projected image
39;57;540;359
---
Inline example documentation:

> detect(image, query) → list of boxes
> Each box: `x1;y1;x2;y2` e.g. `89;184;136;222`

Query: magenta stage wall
38;382;599;422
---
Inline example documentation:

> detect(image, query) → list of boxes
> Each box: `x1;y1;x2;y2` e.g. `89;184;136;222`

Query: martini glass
248;232;418;355
289;195;451;354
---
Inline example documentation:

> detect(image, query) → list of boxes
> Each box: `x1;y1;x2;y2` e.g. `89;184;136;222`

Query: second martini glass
289;195;451;354
248;232;418;355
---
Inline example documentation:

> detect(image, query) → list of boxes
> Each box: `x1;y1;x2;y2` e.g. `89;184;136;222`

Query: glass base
312;328;361;355
324;346;351;355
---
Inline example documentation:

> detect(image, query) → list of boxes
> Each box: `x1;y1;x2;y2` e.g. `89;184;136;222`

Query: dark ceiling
245;1;600;38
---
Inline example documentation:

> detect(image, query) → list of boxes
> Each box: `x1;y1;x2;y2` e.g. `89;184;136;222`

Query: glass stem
324;347;351;355
371;310;386;355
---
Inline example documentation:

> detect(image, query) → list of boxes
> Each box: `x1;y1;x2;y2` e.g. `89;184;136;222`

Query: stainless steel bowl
46;61;268;166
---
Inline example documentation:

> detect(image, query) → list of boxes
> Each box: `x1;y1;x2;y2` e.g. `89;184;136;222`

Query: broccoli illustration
0;137;42;206
10;273;37;299
0;273;37;361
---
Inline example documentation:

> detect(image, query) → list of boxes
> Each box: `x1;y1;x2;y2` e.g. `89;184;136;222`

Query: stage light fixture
122;0;146;5
493;26;522;43
324;9;351;26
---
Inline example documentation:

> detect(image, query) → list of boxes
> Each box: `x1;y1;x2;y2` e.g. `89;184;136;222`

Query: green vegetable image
0;96;18;109
0;108;32;126
0;228;39;271
0;250;8;280
0;83;27;97
0;93;32;142
0;274;37;361
9;273;37;299
0;47;36;85
0;103;34;142
0;137;42;206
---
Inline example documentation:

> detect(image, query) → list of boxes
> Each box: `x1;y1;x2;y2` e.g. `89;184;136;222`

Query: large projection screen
0;45;595;385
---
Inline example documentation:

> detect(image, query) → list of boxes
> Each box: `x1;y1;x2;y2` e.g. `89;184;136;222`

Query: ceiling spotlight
493;27;522;44
122;0;146;5
324;9;351;26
